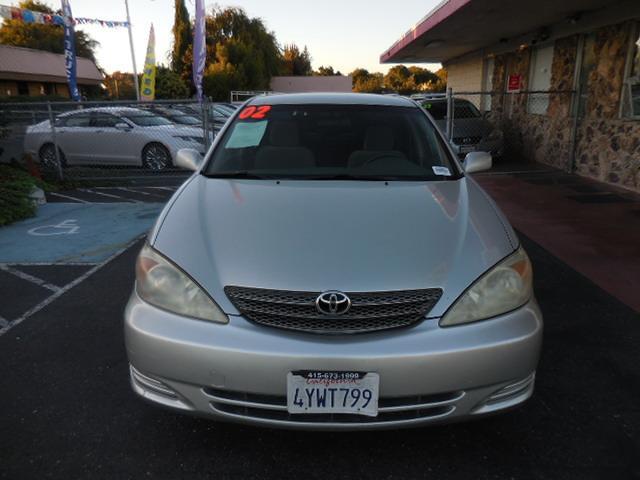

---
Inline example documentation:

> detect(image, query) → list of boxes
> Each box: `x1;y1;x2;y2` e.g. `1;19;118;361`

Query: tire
142;143;172;171
38;143;66;170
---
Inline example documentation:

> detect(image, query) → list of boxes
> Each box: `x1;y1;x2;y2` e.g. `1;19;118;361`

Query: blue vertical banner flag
60;0;80;101
192;0;206;102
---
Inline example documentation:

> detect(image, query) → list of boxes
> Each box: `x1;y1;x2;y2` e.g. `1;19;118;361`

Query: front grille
453;135;482;145
204;387;461;425
224;286;442;334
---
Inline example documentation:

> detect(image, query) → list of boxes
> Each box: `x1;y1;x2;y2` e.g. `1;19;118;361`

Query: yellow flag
140;24;156;101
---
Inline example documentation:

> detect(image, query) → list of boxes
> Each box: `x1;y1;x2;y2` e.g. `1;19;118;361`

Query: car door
91;112;138;165
55;111;94;164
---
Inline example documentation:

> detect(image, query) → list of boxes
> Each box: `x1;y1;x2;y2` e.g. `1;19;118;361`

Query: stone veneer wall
487;21;639;191
574;22;640;190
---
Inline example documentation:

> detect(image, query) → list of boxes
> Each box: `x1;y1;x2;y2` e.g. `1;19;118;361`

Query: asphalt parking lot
1;179;639;479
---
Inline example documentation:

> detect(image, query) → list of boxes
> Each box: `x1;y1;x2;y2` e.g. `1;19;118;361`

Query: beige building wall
444;53;484;106
444;54;483;92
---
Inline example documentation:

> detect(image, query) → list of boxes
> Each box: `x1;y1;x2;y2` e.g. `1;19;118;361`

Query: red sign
507;74;522;92
238;105;271;120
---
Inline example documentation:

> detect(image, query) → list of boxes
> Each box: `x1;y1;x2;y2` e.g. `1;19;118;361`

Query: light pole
124;0;140;101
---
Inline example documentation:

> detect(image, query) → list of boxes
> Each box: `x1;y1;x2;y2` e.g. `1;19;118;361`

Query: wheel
142;143;172;171
38;143;66;170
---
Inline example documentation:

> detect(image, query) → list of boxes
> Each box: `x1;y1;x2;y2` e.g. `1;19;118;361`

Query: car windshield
168;112;201;125
204;104;458;180
422;100;481;120
123;111;173;126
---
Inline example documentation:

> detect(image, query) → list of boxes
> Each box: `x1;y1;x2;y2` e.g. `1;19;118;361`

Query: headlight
440;247;532;326
135;244;228;324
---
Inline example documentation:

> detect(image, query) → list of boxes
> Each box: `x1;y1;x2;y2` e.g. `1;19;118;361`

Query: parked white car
24;107;207;170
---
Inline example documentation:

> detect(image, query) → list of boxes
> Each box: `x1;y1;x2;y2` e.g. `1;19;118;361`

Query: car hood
152;176;517;317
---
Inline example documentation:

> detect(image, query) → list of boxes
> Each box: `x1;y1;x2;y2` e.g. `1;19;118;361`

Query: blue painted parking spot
0;203;164;264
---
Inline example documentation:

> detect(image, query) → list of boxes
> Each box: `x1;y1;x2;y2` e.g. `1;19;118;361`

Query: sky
8;0;442;75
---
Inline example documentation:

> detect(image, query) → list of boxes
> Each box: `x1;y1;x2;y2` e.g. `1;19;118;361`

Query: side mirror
463;151;492;173
115;122;131;131
175;148;202;171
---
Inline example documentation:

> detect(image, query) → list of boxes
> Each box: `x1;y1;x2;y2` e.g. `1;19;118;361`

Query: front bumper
453;139;503;158
124;292;543;430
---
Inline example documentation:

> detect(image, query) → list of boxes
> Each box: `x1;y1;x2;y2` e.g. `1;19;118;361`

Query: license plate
459;145;476;153
287;371;379;417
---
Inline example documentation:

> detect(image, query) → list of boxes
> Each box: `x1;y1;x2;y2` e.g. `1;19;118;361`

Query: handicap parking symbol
28;219;80;236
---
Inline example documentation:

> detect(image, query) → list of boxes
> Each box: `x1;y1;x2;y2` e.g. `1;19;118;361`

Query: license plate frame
459;145;476;154
286;371;380;417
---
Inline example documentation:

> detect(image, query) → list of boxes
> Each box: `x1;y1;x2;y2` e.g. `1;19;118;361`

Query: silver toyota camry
125;93;543;430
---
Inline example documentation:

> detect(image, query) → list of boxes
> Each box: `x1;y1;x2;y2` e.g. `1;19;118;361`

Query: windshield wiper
202;171;272;180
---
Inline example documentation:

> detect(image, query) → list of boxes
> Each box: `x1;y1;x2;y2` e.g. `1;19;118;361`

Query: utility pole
124;0;140;101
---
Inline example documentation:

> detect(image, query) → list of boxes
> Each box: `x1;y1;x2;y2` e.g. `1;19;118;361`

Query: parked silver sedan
125;93;542;430
24;107;206;170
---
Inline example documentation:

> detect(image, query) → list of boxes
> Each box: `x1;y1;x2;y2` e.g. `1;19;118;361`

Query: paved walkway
474;166;640;312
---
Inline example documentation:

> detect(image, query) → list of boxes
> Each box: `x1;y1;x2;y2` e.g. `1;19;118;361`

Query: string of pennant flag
0;4;129;27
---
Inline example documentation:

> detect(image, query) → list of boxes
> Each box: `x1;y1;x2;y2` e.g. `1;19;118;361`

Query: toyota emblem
316;291;351;316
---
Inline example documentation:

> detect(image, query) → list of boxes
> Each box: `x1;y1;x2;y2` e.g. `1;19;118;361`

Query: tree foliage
351;68;384;93
156;65;189;99
171;0;191;74
181;7;281;100
280;44;312;76
0;1;98;61
314;65;342;76
351;65;445;94
103;71;137;99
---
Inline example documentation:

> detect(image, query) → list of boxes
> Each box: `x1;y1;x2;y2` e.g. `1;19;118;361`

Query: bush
0;164;54;226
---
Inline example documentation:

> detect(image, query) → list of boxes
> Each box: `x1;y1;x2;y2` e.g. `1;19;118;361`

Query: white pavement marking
79;188;139;203
0;265;60;292
0;234;144;337
28;219;79;236
115;187;153;196
5;262;98;266
147;186;177;191
48;192;90;203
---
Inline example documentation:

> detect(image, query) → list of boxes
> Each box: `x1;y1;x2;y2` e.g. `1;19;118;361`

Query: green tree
196;6;281;100
0;1;98;61
171;0;191;75
351;68;383;93
280;44;312;76
103;71;137;99
156;65;189;99
314;65;342;76
384;65;412;93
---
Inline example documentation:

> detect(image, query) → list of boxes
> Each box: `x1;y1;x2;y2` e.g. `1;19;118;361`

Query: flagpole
124;0;140;101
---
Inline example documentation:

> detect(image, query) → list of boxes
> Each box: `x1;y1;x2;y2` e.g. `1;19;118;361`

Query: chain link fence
0;98;239;183
418;90;578;168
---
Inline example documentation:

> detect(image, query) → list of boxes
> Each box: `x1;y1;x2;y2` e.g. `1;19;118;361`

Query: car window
59;112;92;127
122;110;172;126
205;104;458;180
422;101;448;120
422;100;481;120
93;112;122;128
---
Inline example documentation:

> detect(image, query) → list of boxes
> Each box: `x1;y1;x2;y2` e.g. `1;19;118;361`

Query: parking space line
79;189;139;203
6;262;99;266
0;234;144;337
0;265;60;292
115;187;153;196
48;192;90;203
147;186;177;191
